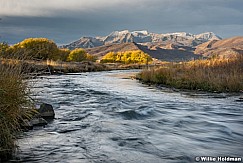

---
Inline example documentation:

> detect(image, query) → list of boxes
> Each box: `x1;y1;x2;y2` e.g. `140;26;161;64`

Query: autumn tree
67;48;96;62
86;53;97;62
101;52;116;63
56;48;70;61
1;38;97;62
101;50;152;64
9;38;60;60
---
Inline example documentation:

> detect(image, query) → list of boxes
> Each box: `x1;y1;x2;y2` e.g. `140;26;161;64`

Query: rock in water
30;117;48;126
39;103;55;119
235;97;243;102
21;119;33;131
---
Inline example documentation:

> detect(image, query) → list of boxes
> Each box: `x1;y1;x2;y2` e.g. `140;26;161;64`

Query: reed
0;58;34;160
137;56;243;92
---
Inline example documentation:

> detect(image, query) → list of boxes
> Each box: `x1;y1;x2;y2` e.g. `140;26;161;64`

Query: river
17;70;243;163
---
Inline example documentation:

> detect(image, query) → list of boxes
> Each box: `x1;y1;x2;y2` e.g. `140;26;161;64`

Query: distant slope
86;42;199;61
61;30;221;49
86;42;140;58
135;43;199;61
195;36;243;58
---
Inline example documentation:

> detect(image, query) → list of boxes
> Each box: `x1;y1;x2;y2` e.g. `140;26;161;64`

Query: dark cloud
0;0;243;44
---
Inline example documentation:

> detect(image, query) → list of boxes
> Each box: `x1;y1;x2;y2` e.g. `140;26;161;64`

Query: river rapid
17;70;243;163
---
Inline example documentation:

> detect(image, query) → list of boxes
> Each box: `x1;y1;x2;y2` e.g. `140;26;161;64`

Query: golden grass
137;56;243;92
0;58;34;160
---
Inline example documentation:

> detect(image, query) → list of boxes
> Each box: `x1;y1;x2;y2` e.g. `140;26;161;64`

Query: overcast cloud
0;0;243;44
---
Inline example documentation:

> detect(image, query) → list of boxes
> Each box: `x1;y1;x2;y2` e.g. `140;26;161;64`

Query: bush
0;59;34;160
56;48;70;61
1;39;97;62
101;50;152;64
67;48;87;62
0;42;9;57
6;38;60;60
67;48;96;62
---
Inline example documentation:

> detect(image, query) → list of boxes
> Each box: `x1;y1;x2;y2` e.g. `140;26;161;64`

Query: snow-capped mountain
61;30;221;49
195;32;221;41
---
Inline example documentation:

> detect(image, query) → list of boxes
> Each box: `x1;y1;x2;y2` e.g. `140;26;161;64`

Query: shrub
56;48;70;61
6;38;59;60
67;48;96;62
137;56;243;92
101;50;152;64
0;42;9;57
0;59;34;160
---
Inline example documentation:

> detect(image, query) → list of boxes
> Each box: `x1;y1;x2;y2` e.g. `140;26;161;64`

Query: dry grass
0;58;34;160
137;56;243;92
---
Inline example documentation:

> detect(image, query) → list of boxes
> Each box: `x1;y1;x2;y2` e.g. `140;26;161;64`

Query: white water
17;70;243;163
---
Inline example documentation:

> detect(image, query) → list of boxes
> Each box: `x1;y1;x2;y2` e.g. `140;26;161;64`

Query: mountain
60;30;224;61
86;42;199;61
135;43;198;61
195;36;243;58
63;37;103;49
61;30;221;49
86;42;140;57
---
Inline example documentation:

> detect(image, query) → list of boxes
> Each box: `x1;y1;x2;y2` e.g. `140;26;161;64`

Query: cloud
0;0;243;44
0;0;163;17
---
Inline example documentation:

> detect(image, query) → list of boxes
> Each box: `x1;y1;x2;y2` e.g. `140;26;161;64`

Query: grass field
137;56;243;92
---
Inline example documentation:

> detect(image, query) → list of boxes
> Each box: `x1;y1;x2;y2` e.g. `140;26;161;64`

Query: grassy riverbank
0;59;34;161
137;56;243;92
1;59;154;76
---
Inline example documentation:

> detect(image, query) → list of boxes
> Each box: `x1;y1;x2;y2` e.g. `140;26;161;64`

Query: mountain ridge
61;30;221;49
60;30;243;62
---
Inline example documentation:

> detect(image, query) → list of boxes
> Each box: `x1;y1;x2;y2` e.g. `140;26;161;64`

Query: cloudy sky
0;0;243;45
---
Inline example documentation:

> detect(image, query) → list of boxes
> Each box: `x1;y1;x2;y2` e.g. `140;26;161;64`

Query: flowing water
17;70;243;163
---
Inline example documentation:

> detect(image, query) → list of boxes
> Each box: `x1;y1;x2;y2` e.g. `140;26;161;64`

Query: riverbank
1;59;160;76
137;56;243;92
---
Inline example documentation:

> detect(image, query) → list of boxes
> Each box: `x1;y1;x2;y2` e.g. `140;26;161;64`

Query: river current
17;70;243;163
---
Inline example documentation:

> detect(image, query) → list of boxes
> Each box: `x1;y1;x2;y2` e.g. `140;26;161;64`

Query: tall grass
137;55;243;92
0;58;34;160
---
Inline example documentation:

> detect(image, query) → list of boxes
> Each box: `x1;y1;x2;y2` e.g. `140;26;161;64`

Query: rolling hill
195;36;243;58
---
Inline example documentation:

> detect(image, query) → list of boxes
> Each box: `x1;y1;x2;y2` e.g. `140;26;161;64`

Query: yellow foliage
101;50;152;64
57;48;70;61
10;38;59;60
67;48;97;62
67;48;86;62
1;38;98;62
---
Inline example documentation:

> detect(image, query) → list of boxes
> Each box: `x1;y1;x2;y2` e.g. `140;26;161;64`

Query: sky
0;0;243;45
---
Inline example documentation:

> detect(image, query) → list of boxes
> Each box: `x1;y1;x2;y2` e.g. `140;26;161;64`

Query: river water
17;70;243;163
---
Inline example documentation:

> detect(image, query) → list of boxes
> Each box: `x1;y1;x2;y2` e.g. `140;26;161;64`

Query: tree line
101;50;152;64
0;38;96;62
0;38;153;64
